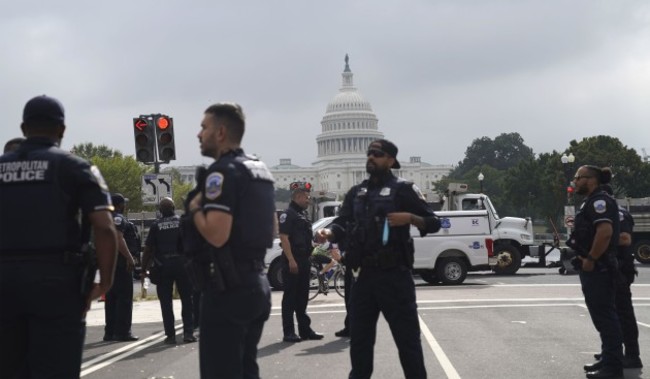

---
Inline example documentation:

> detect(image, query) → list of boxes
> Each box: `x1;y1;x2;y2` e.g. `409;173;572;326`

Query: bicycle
308;257;345;301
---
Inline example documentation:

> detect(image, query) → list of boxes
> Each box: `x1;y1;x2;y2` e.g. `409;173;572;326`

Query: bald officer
0;95;118;378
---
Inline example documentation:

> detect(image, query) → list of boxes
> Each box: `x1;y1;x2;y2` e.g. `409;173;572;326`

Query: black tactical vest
228;153;276;261
153;215;181;256
0;145;78;253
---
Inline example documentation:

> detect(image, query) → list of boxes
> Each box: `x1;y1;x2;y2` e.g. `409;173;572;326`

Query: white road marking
81;324;183;377
418;314;461;379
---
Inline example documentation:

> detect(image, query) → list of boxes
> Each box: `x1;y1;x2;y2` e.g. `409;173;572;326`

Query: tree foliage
71;143;122;160
437;134;650;234
451;132;534;177
72;143;148;210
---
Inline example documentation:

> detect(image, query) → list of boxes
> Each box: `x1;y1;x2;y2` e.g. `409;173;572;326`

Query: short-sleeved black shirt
0;137;112;253
278;201;312;258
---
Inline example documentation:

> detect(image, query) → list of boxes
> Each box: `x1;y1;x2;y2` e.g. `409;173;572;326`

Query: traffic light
154;115;176;162
567;185;574;203
133;116;155;163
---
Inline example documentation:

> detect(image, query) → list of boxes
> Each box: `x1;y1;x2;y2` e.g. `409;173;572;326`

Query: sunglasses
367;149;387;158
573;175;593;181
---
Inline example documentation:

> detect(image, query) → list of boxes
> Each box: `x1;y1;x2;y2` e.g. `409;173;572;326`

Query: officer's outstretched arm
193;210;232;248
89;210;118;299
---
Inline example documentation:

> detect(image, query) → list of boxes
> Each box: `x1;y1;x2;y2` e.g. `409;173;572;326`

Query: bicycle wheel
333;266;345;298
308;263;321;301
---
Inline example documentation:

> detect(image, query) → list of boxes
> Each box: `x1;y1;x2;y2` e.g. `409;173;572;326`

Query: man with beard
188;102;275;378
317;139;440;379
568;166;623;379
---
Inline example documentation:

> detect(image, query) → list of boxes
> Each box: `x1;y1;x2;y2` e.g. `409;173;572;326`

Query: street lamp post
561;153;576;236
478;172;484;193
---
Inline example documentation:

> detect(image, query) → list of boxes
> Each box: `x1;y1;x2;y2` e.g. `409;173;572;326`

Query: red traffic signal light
155;115;176;162
133;117;155;163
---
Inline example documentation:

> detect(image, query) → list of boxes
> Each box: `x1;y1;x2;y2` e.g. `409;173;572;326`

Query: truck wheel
267;261;284;290
633;240;650;264
435;257;467;285
419;270;439;284
492;244;521;275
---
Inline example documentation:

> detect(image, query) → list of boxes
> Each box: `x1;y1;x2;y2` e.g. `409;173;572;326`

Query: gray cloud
2;0;650;169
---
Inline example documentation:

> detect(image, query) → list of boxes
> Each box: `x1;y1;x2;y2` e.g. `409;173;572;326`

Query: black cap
22;95;65;124
368;139;400;169
111;193;128;205
290;181;312;193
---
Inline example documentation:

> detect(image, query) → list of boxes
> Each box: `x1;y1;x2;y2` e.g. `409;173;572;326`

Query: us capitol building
268;55;452;199
173;55;453;199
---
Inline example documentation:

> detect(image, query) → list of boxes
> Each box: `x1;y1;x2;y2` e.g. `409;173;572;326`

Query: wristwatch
586;254;596;262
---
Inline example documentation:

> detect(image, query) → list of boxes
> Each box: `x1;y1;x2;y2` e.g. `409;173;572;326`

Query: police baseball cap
290;181;312;193
22;95;65;124
368;139;401;169
111;193;128;205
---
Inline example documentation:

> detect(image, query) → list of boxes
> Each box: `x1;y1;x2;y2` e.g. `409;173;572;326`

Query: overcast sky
2;1;650;169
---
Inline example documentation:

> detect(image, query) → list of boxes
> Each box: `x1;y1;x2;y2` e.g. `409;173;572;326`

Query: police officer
569;166;624;379
104;193;139;341
318;139;440;379
3;137;25;154
142;197;196;344
598;184;643;369
279;182;324;342
0;95;118;378
124;216;142;280
188;102;275;378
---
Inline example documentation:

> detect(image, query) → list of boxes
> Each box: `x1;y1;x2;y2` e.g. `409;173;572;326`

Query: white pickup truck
431;183;543;275
264;215;495;289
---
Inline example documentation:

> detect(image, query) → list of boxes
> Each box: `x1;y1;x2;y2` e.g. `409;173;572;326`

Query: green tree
451;132;534;177
72;143;148;211
71;143;122;160
168;168;194;209
91;155;147;210
566;136;650;197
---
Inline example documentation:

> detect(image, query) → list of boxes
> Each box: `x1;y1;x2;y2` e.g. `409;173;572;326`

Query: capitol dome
314;54;384;165
326;90;373;113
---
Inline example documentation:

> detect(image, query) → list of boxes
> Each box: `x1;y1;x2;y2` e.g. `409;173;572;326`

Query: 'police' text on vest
0;161;49;183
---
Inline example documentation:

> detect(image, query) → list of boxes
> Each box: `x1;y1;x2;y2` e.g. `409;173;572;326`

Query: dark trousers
192;290;201;329
281;257;312;337
199;272;271;379
105;263;134;337
615;257;640;358
0;261;85;379
342;262;353;331
157;258;194;336
579;269;623;369
349;267;426;379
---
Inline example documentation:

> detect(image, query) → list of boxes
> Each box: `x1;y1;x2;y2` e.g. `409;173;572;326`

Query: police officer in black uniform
279;182;324;342
142;197;196;344
0;95;118;378
124;217;142;279
318;139;440;379
188;103;275;378
598;184;643;369
568;166;624;379
104;193;139;341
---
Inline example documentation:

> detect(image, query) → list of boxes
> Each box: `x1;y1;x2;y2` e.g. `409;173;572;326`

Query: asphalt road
81;262;650;379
